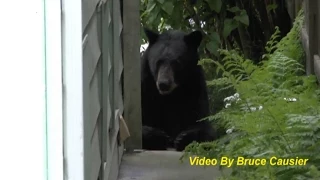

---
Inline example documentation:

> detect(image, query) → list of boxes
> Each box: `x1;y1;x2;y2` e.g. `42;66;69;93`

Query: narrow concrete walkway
117;150;224;180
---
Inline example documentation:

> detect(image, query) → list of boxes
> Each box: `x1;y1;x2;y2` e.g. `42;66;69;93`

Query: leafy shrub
182;9;320;180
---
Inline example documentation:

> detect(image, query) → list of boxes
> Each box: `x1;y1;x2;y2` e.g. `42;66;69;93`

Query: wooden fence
80;0;140;179
300;0;320;80
285;0;320;82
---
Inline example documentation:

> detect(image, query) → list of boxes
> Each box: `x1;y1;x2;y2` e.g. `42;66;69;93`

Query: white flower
250;107;257;111
225;103;231;108
284;97;297;102
223;96;231;102
226;129;233;134
226;126;235;134
289;98;297;102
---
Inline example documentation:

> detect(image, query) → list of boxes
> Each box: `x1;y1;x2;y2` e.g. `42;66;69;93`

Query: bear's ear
144;28;159;45
184;30;202;49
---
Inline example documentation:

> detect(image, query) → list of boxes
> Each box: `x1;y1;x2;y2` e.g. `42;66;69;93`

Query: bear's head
144;28;202;95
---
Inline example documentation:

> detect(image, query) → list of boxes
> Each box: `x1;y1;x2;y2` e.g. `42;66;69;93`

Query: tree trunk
236;0;252;59
254;0;272;42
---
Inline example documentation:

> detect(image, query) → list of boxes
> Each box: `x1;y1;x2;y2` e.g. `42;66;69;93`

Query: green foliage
182;9;320;179
141;0;293;64
140;0;295;115
140;0;256;60
205;0;222;13
276;9;306;65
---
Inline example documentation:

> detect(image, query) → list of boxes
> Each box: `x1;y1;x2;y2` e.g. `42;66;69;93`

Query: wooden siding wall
287;0;320;82
300;0;320;80
82;0;124;180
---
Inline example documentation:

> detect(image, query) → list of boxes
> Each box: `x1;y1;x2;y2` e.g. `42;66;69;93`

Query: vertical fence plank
101;0;124;179
101;0;114;178
305;0;318;75
123;0;142;150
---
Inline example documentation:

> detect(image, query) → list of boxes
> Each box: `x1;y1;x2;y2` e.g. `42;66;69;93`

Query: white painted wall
0;0;86;179
0;1;47;180
45;0;64;180
0;0;66;180
62;0;85;180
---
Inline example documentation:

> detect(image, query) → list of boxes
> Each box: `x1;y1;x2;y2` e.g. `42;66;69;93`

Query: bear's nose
158;81;171;91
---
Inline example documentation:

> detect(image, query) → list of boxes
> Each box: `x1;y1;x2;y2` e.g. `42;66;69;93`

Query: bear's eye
176;58;182;64
156;59;164;68
172;59;183;70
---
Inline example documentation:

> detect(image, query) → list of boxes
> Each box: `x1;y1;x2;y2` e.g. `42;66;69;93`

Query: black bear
141;28;216;151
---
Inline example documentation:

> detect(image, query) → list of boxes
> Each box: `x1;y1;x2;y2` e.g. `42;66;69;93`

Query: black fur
141;28;216;151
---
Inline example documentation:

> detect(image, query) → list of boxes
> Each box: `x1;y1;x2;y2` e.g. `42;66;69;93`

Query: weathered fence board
298;0;320;83
100;0;124;180
82;0;101;30
81;0;125;180
303;0;318;75
82;4;102;180
123;0;142;151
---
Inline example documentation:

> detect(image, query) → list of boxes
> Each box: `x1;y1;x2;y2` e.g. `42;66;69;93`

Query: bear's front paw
174;126;216;151
174;128;200;151
142;126;171;150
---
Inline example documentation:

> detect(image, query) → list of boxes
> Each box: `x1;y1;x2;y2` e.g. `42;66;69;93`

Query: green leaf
141;0;157;18
141;4;156;18
267;3;278;12
169;4;183;29
209;32;221;43
157;0;165;4
223;18;238;38
147;6;160;24
234;10;249;26
206;41;219;56
162;1;174;15
227;6;241;13
205;0;222;13
146;0;156;11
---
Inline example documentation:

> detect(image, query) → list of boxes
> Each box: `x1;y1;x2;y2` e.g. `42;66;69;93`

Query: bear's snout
156;65;177;95
156;79;177;95
158;80;171;92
